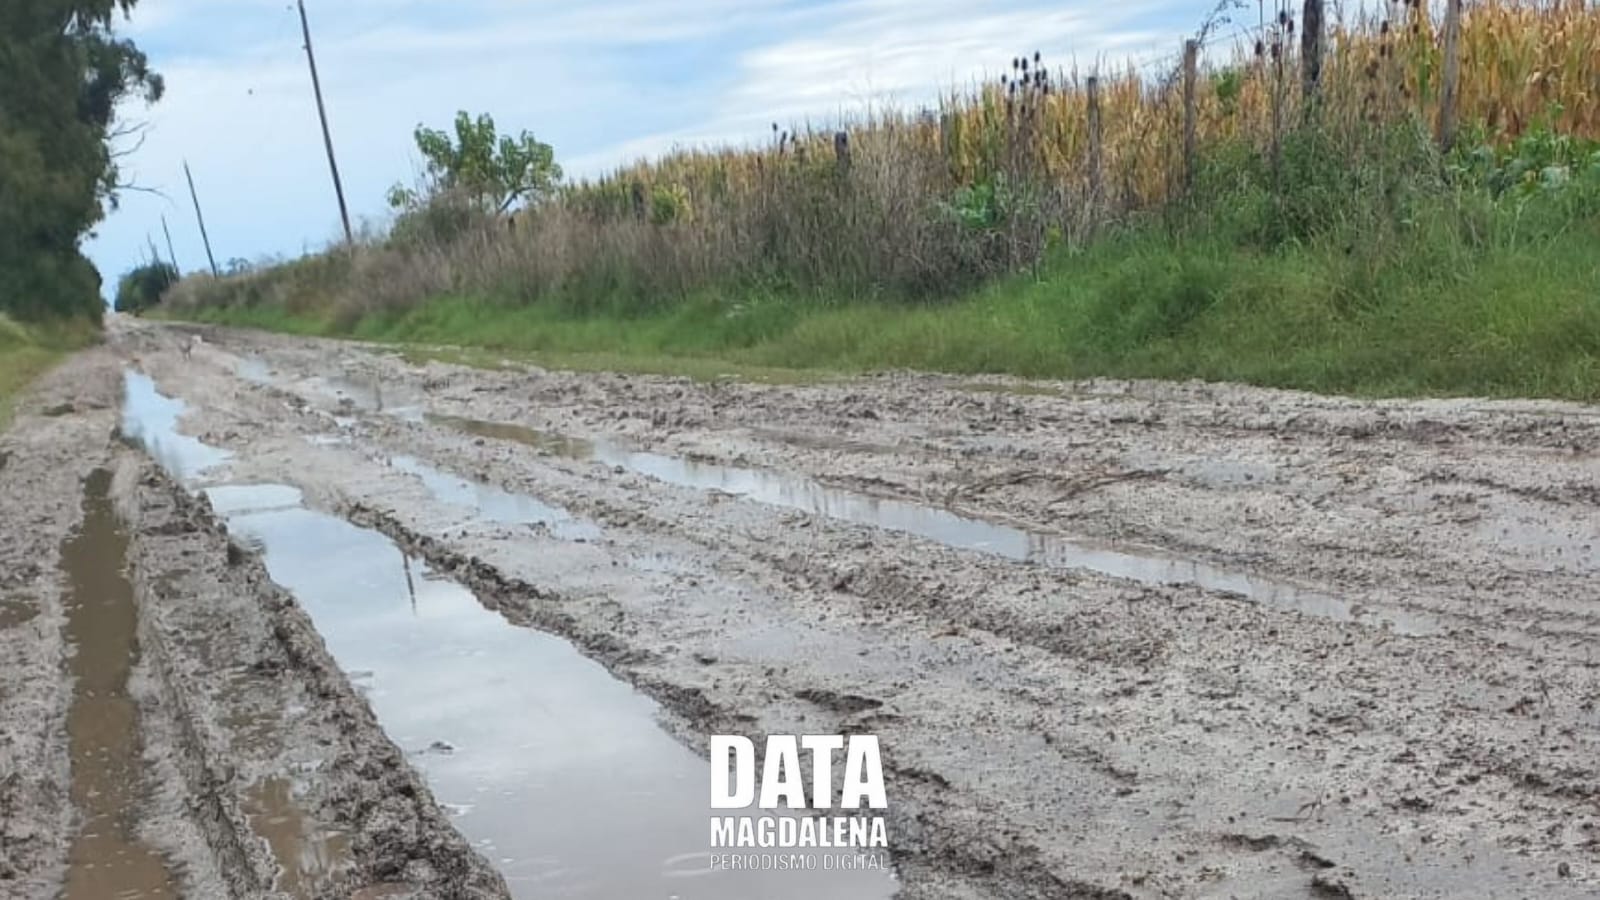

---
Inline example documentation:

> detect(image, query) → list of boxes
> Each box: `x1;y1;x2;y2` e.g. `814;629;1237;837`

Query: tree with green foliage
114;260;177;315
0;0;161;322
388;111;562;215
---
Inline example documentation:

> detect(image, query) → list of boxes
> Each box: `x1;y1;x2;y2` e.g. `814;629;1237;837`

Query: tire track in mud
2;360;119;896
260;431;1597;894
122;335;1171;895
1;343;511;898
340;505;1146;900
280;330;1599;663
58;467;182;899
121;466;509;898
118;338;902;899
111;319;1600;898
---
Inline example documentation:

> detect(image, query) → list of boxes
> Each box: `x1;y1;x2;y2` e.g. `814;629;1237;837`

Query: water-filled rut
426;412;1440;635
123;368;896;899
59;468;179;899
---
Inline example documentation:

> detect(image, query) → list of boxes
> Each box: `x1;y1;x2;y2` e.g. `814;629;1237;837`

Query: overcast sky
87;0;1207;294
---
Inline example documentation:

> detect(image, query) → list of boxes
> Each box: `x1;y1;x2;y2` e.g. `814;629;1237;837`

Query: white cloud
570;0;1186;173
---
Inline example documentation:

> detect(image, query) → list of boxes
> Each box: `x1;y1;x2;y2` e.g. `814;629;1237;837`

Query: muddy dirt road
3;316;1598;899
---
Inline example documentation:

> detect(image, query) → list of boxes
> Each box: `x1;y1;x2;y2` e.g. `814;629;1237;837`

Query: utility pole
297;0;354;245
183;160;220;277
160;214;181;272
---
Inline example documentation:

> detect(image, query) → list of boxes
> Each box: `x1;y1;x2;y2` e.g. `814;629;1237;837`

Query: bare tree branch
115;183;172;199
110;128;148;160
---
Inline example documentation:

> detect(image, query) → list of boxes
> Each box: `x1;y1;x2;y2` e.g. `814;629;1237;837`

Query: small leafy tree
389;111;561;215
115;261;178;315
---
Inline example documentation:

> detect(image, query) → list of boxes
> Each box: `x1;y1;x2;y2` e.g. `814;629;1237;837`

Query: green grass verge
0;314;99;430
175;218;1600;401
175;303;339;337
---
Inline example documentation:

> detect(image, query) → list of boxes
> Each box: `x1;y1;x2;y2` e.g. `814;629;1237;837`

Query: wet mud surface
4;316;1599;898
59;468;179;899
2;336;507;897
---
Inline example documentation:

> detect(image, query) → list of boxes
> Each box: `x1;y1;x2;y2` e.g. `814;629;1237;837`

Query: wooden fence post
630;180;646;221
1301;0;1324;114
833;130;851;176
1182;39;1199;192
1437;0;1463;152
1086;75;1104;211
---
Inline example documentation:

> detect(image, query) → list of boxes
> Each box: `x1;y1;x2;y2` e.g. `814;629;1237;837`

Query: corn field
589;0;1596;224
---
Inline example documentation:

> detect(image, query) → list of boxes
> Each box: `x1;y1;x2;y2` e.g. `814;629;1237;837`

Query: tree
114;260;177;315
0;0;162;321
389;111;562;215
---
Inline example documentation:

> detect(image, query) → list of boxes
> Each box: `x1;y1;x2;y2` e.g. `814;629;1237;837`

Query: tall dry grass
165;0;1600;324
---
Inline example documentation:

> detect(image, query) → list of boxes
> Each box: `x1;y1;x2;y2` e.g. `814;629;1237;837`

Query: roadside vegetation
115;261;180;316
165;0;1600;399
0;1;160;419
0;314;99;428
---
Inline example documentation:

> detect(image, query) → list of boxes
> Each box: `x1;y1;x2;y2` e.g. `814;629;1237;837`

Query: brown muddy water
241;775;351;897
428;414;1439;636
59;468;179;899
123;372;896;899
0;596;36;629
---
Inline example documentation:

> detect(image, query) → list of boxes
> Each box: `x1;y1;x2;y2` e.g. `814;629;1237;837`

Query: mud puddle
121;375;892;896
236;356;274;385
242;361;425;422
241;776;352;897
59;468;180;899
386;454;601;541
210;484;896;899
434;414;1437;635
121;370;230;481
120;377;373;894
315;374;424;422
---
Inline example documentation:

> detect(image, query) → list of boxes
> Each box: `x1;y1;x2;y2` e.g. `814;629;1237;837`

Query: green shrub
115;261;179;315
